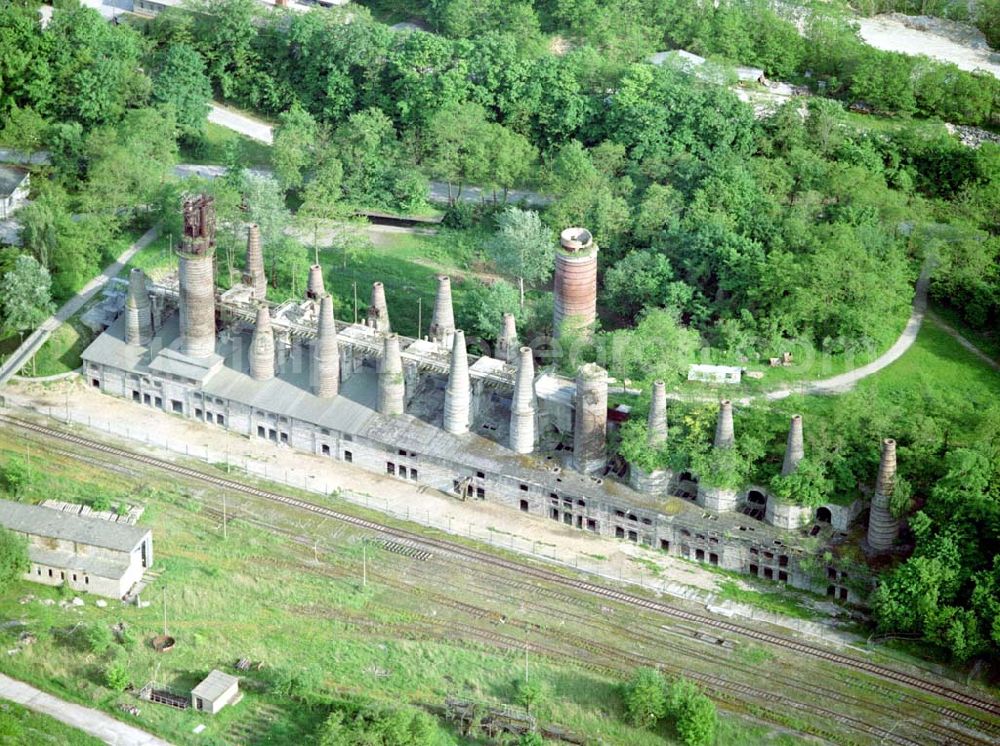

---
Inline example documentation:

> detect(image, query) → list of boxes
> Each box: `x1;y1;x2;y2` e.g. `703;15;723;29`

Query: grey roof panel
191;670;239;701
0;165;27;198
27;546;131;580
0;499;150;552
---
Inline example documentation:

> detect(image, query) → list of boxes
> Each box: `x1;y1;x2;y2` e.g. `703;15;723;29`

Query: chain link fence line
11;401;857;645
23;402;701;604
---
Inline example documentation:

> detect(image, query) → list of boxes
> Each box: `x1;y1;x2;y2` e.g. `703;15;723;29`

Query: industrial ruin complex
81;196;900;602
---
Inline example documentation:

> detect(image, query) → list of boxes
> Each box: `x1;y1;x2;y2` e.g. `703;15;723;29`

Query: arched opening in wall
816;507;832;524
741;489;767;521
676;472;697;501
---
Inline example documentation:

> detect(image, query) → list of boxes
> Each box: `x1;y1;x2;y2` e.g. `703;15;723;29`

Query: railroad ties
377;539;433;561
5;413;1000;724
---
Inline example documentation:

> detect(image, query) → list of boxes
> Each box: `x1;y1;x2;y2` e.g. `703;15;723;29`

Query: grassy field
123;232;179;280
179;122;273;168
317;227;494;339
0;700;104;746
23;318;94;377
929;304;1000;362
2;426;971;745
854;319;1000;413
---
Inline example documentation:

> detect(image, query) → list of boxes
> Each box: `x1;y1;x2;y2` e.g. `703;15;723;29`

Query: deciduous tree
487;207;553;306
0;254;54;334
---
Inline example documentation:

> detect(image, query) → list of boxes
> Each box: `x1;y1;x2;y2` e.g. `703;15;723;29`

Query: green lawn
22;318;94;377
855;320;1000;412
929;304;1000;363
179;122;273;168
0;700;104;746
313;227;492;339
123;233;178;279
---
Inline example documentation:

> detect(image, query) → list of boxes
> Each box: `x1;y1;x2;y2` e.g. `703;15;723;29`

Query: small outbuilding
191;670;241;715
0;165;29;220
687;364;742;385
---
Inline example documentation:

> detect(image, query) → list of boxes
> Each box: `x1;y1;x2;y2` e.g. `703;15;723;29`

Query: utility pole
222;490;228;541
162;587;168;637
417;297;422;339
362;541;367;588
353;282;358;324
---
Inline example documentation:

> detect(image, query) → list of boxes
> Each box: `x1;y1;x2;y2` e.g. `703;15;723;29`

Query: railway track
200;506;929;745
4;413;999;725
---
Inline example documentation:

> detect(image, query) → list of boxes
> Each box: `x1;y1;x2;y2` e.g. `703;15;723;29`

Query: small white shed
687;364;743;385
191;670;241;715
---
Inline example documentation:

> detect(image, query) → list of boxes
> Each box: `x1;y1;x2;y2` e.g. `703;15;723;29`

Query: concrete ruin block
509;346;536;454
696;484;738;512
312;293;339;398
443;330;471;434
867;438;899;552
714;400;735;449
573;362;608;474
497;312;518;363
367;281;391;333
244;224;266;301
553;227;598;341
125;268;152;346
377;333;405;415
764;497;813;529
249;305;275;381
306;264;325;300
429;275;455;350
648;380;668;447
628;465;672;495
782;414;804;476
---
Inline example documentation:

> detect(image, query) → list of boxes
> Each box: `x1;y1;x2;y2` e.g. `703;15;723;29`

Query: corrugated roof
192;670;239;701
0;499;150;552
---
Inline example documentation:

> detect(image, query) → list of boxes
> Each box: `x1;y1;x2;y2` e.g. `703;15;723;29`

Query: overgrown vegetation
1;0;998;676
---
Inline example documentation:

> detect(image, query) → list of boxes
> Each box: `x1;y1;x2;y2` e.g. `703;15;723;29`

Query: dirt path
209;102;274;145
756;261;931;401
928;311;1000;372
0;673;172;746
0;226;159;387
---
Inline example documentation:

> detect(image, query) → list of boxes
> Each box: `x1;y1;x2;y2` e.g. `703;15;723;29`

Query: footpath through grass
854;319;1000;413
0;700;104;746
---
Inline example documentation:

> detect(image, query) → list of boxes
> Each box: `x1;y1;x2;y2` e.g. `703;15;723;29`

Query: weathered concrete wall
764;496;813;529
696;485;738;512
572;363;607;474
628;465;673;495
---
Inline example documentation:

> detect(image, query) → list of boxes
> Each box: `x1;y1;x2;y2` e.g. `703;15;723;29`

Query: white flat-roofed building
0;498;153;598
687;364;743;385
191;670;241;714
